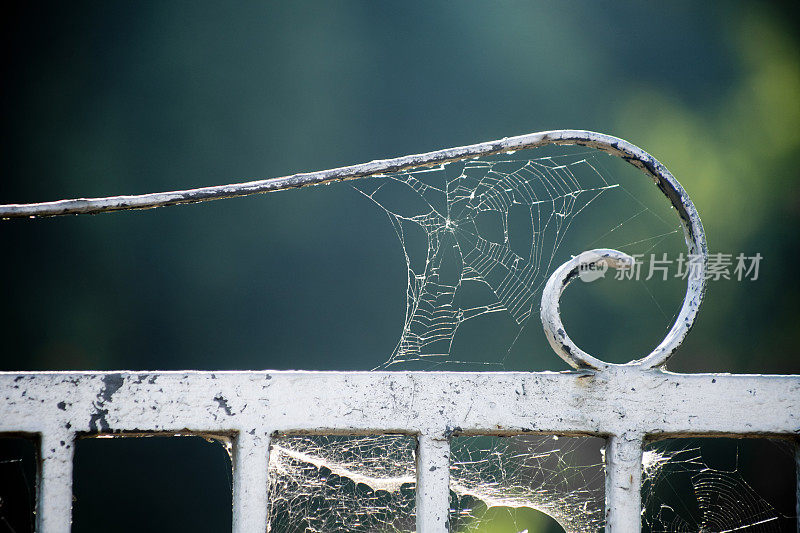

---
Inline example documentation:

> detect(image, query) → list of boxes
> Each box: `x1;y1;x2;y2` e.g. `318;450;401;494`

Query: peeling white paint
2;369;799;532
0;130;794;532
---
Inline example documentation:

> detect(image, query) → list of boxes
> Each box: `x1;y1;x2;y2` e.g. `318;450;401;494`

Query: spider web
265;435;793;532
0;148;790;531
355;153;618;369
267;435;417;532
449;435;605;533
642;444;792;533
266;434;605;533
259;149;791;533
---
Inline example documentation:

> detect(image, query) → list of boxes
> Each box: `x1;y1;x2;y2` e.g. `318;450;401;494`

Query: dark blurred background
1;2;798;531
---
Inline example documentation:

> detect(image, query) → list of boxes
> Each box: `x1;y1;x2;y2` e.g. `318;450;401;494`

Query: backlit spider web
355;153;618;369
263;150;789;532
264;436;791;533
266;434;606;533
642;444;790;532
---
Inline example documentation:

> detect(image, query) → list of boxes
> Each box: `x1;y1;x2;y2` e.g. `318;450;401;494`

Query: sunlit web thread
266;436;790;533
267;435;417;532
356;154;618;369
262;150;786;532
449;436;606;533
267;435;607;533
642;447;786;533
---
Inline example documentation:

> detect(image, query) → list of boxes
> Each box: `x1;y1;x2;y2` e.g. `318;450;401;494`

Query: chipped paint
0;131;794;533
1;370;799;532
0;129;712;237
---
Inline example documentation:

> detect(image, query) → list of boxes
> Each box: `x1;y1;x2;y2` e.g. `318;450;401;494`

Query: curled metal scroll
539;138;707;370
0;128;707;367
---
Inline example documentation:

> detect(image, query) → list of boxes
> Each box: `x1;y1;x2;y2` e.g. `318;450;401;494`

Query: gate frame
1;369;798;532
2;130;798;532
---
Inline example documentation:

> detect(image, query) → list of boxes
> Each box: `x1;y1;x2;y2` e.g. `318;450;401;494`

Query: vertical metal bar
36;432;75;533
232;431;270;533
605;433;643;533
416;433;451;533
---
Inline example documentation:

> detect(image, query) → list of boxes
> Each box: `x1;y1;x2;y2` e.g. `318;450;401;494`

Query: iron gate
1;131;798;532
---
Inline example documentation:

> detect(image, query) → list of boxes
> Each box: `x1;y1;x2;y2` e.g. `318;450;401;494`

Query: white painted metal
232;432;271;533
0;132;709;372
416;434;451;532
0;130;794;532
0;128;711;370
2;370;799;532
542;249;637;369
37;431;74;533
604;434;644;532
0;130;710;234
541;248;704;371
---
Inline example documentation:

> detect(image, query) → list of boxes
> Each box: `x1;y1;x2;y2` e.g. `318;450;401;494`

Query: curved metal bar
536;136;706;369
1;129;707;367
1;130;706;235
541;249;636;370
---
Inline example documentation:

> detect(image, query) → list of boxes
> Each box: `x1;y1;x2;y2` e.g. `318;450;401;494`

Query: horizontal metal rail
2;369;798;532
